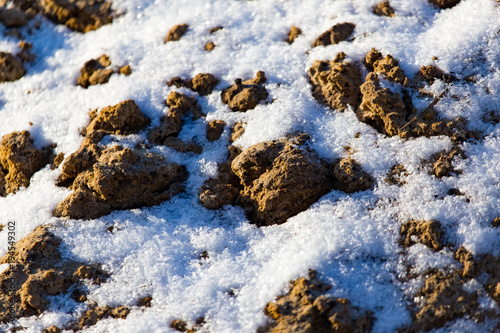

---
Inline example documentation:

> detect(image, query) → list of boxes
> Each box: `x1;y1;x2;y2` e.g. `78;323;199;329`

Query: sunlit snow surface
1;0;500;332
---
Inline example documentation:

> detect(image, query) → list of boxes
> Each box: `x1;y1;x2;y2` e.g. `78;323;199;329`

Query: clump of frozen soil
0;226;108;323
206;120;225;142
399;220;445;252
257;271;373;333
0;131;53;196
372;1;395;17
311;22;355;48
0;52;25;82
285;26;302;44
429;0;461;10
78;55;131;88
221;71;269;112
168;73;219;96
0;0;114;33
165;24;189;43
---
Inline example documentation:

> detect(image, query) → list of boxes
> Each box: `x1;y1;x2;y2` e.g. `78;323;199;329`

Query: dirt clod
429;0;461;9
119;65;132;76
285;26;302;44
415;65;455;85
16;41;35;63
206;120;225;142
42;325;61;333
308;54;363;111
373;1;395;17
209;26;223;34
230;122;245;142
0;226;108;323
372;54;408;85
221;71;268;112
0;52;25;82
77;54;114;88
137;296;152;307
0;8;29;28
399;220;445;251
190;73;219;95
332;157;374;193
492;217;500;228
205;41;215;51
312;22;355;48
0;131;53;196
258;272;373;333
165;24;189;43
74;304;130;330
428;146;464;178
54;145;187;219
385;164;407;186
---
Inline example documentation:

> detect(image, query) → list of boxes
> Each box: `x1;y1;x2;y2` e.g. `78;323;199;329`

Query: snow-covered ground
1;0;500;332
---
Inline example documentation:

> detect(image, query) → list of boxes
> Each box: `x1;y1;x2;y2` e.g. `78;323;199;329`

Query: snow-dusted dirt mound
1;0;500;332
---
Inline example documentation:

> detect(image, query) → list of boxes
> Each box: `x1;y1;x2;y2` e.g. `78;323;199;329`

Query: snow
1;0;500;332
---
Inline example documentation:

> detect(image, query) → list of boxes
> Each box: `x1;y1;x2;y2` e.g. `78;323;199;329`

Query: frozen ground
1;0;500;332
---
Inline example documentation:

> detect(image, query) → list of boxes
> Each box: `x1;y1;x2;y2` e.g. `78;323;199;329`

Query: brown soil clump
332;157;374;193
258;271;373;333
312;22;355;48
492;217;500;228
205;41;215;51
165;24;189;43
0;226;108;323
199;136;373;226
137;296;152;307
0;7;29;28
373;1;395;17
206;120;225;142
385;164;407;186
0;52;25;82
372;54;408;85
230;122;245;142
427;146;464;178
168;73;219;96
399;220;445;251
221;71;268;112
54;145;187;219
429;0;461;9
148;91;203;151
0;131;53;196
78;55;131;88
3;0;114;32
73;304;130;330
209;26;223;34
308;53;363;111
414;65;455;85
16;41;36;63
43;325;61;333
285;26;302;44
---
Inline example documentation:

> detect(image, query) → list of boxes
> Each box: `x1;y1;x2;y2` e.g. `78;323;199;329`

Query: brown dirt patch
230;122;246;142
78;55;131;88
385;164;407;186
414;65;455;85
72;304;130;331
0;7;28;28
199;136;373;226
308;53;363;111
373;1;395;17
399;220;445;251
492;217;500;228
168;73;219;96
371;54;408;86
427;146;464;178
3;0;114;32
0;52;25;82
205;41;215;51
429;0;461;9
16;41;35;63
165;24;188;43
312;22;355;48
54;145;187;219
221;71;268;112
285;26;302;44
258;271;373;333
43;325;61;333
0;226;108;323
148;91;203;152
0;131;53;196
206;120;225;142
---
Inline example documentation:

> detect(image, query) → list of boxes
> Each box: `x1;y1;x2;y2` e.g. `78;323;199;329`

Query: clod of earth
414;65;455;85
0;52;25;82
373;1;395;17
1;0;114;33
0;226;108;323
206;120;225;142
285;26;302;44
371;53;408;86
385;164;407;186
205;41;215;51
16;41;36;63
209;26;223;34
429;0;461;9
148;91;203;153
308;52;363;111
230;122;246;142
71;304;130;331
221;71;268;112
168;73;219;96
165;24;189;43
53;145;188;219
0;131;53;196
170;317;206;332
199;136;373;226
0;7;28;28
311;22;355;48
78;55;131;88
258;271;373;333
43;325;61;333
427;146;464;178
492;217;500;228
399;220;445;251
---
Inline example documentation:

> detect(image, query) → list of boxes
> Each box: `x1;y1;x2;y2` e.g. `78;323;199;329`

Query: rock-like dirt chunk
0;131;52;196
0;52;25;82
221;71;268;112
54;146;187;219
332;157;374;193
312;22;355;48
285;26;302;44
0;226;108;323
429;0;461;9
373;1;395;17
72;304;130;330
206;120;225;142
258;271;373;333
168;73;219;96
0;7;29;27
165;24;188;43
77;55;113;88
400;220;445;251
308;53;363;111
